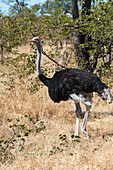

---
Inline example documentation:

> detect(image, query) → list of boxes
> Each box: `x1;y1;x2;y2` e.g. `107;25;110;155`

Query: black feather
39;68;110;103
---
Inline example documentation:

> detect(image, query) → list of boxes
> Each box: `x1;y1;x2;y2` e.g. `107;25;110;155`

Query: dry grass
0;44;113;170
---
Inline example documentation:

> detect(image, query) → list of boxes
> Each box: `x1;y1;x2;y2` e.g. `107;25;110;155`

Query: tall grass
0;44;113;169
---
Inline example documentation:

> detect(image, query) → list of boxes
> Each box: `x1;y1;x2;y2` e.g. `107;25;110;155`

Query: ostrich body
29;37;112;137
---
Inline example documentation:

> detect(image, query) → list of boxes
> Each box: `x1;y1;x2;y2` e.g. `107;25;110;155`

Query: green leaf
24;132;29;136
7;119;12;122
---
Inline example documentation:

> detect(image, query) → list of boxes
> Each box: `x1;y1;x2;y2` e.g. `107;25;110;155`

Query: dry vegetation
0;44;113;170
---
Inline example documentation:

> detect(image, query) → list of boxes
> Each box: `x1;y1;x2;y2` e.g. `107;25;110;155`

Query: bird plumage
29;36;112;137
39;68;111;104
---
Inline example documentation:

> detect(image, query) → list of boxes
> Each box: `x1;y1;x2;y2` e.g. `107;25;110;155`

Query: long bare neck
36;41;50;87
36;42;43;75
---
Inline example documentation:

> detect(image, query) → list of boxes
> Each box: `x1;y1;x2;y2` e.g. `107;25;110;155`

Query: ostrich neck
36;45;43;75
36;43;50;87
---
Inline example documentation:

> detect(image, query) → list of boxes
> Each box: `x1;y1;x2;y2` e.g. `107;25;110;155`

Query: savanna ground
0;43;113;170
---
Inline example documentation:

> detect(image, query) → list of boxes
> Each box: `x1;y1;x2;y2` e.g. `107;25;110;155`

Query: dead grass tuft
0;44;113;169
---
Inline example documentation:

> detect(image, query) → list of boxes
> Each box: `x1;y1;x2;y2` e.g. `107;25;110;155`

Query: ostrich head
29;36;40;43
29;37;42;54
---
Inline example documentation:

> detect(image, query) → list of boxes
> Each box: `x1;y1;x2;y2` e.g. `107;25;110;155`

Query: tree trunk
71;0;79;19
71;0;93;71
82;0;91;15
0;44;4;61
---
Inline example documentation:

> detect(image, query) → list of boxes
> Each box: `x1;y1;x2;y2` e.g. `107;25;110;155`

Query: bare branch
42;51;67;69
30;30;36;37
66;51;72;65
50;38;63;49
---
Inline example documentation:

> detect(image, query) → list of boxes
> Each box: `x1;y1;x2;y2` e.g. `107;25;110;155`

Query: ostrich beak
29;40;32;42
29;39;36;43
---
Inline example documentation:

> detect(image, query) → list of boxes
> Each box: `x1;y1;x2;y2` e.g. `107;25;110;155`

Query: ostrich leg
75;102;82;136
81;105;91;136
81;93;93;136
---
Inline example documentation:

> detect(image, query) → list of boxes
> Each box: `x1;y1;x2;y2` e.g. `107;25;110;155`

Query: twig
50;38;63;49
92;111;113;116
42;51;67;69
30;30;36;37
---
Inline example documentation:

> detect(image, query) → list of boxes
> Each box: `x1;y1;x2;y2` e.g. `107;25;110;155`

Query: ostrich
29;37;112;137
